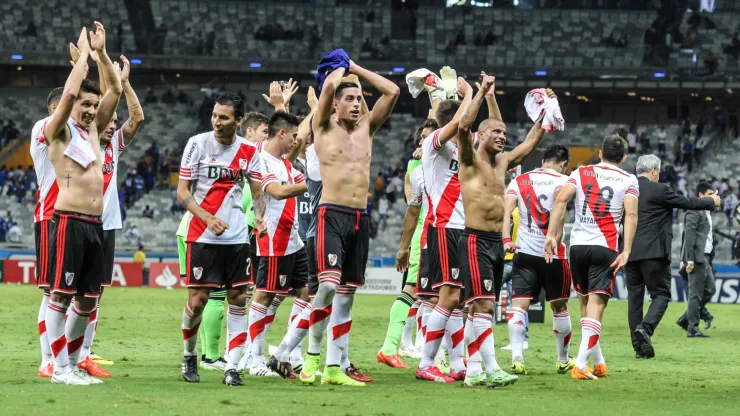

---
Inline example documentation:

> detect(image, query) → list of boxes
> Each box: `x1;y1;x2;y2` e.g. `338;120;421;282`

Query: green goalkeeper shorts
177;235;186;277
405;226;423;285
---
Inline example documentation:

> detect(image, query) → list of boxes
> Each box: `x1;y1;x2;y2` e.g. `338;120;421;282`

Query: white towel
405;68;446;104
524;88;565;133
64;123;97;168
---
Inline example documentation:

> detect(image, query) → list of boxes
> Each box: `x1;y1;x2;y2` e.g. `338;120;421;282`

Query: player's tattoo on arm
253;194;266;218
181;195;195;208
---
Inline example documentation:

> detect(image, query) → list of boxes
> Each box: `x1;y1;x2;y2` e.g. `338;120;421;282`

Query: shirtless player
300;58;400;387
456;75;553;387
43;23;122;385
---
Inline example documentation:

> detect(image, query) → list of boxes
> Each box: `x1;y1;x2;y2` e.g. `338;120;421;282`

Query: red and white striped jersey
421;129;464;229
408;167;431;249
101;129;126;230
566;163;639;252
30;117;58;222
505;168;568;259
256;151;305;256
179;132;262;244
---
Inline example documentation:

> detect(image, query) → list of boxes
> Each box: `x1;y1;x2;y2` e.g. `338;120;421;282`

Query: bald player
456;75;553;387
300;58;400;387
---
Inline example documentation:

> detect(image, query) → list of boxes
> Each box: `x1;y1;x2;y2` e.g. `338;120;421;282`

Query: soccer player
503;144;575;375
382;119;438;368
248;112;309;377
43;23;122;385
31;88;63;378
300;57;400;387
456;75;549;387
177;93;266;386
544;134;639;381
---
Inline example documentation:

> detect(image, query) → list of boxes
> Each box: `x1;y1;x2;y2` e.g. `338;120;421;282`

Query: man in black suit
676;182;720;338
625;156;719;358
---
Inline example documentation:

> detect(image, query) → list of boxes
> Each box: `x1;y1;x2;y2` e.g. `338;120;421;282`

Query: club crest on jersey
239;158;248;170
105;146;113;158
451;268;460;280
484;279;492;291
328;254;338;266
279;275;287;286
65;272;74;286
193;267;203;280
421;277;428;288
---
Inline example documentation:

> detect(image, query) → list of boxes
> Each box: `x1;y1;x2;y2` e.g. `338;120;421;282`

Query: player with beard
178;94;266;386
43;23;123;385
300;57;400;387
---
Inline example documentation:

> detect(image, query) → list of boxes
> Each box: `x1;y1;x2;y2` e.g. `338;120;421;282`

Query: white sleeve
248;148;263;183
179;136;200;180
626;175;639;200
566;168;579;189
505;178;519;199
408;170;423;207
306;146;321;181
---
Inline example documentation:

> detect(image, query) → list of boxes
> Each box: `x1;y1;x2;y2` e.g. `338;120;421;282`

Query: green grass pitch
1;285;739;416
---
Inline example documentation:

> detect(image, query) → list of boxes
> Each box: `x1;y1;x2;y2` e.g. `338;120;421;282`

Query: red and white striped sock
401;299;421;348
419;305;450;370
464;315;482;376
225;305;248;371
307;281;337;355
326;286;355;367
46;299;70;370
552;310;572;363
79;301;100;363
248;302;269;367
181;304;202;357
575;318;601;370
445;309;465;373
414;302;427;351
288;298;307;326
38;293;52;365
276;301;311;362
472;312;500;374
263;297;282;339
288;299;310;359
65;305;92;365
507;306;528;363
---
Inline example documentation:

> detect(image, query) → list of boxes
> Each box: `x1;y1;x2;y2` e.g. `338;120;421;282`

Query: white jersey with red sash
101;129;126;230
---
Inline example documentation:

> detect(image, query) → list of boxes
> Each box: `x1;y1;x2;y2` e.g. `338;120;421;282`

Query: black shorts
416;248;436;296
569;245;618;297
306;237;318;297
510;253;572;302
248;227;258;285
101;229;116;286
185;242;251;289
256;246;309;294
46;211;105;297
459;228;504;303
428;226;464;289
316;204;369;287
34;220;51;289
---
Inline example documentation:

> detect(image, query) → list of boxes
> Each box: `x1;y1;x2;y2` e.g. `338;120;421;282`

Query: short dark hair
80;79;101;96
413;119;439;147
601;134;628;164
542;144;570;164
335;82;360;99
268;111;300;138
215;93;245;120
243;111;268;130
47;87;64;109
436;100;461;128
696;182;712;196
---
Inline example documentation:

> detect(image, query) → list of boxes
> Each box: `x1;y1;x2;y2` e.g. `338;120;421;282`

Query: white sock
326;286;354;367
38;293;52;365
414;301;429;351
446;309;465;373
465;315;482;376
507;307;527;363
181;304;202;357
340;333;351;371
552;310;572;363
401;299;420;348
46;300;70;370
225;305;248;371
248;303;268;367
575;318;602;370
79;301;100;363
473;313;500;374
308;281;337;355
65;304;92;365
419;305;450;370
276;301;310;362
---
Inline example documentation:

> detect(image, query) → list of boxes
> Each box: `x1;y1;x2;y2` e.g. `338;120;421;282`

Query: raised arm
476;79;501;121
435;78;473;148
118;56;145;146
45;28;90;141
312;67;346;132
503;89;555;169
262;81;287;113
544;183;576;263
286;87;317;163
90;22;123;134
611;195;638;275
348;60;400;135
458;74;494;166
662;185;719;211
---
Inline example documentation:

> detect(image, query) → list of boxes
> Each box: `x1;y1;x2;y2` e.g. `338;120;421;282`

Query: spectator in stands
378;193;389;232
366;193;374;218
455;30;466;45
0;217;7;242
682;139;694;172
171;196;184;215
724;191;738;226
134;245;146;264
0;165;6;189
125;224;143;246
155;23;168;54
3;121;19;144
484;30;497;45
603;28;628;48
143;205;154;219
704;51;718;75
720;178;730;195
627;123;637;154
696;117;706;139
374;172;386;200
205;31;216;55
732;232;740;260
22;21;37;37
694;134;707;165
161;88;176;104
656;126;667;158
7;222;21;243
144;87;158;104
134;172;145;201
387;173;403;207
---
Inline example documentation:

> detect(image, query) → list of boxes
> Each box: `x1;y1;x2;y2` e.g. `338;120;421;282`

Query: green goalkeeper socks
380;292;414;355
199;293;226;360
